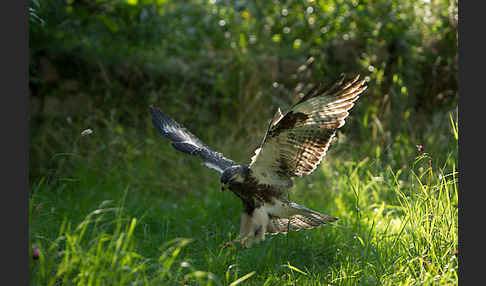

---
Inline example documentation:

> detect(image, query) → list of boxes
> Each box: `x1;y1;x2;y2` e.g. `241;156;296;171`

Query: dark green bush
29;0;457;182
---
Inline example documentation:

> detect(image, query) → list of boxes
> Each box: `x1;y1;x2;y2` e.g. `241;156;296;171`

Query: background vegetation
29;0;458;285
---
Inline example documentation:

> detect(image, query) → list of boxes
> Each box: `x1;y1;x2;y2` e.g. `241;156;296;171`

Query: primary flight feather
150;74;367;247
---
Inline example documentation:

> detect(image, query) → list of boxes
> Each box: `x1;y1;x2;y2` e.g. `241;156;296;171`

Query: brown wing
249;74;367;188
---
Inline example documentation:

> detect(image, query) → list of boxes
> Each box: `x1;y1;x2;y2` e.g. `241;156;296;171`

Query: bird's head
220;165;249;191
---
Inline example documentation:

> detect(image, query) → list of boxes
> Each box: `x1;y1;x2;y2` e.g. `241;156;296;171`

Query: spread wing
150;106;237;173
249;74;367;188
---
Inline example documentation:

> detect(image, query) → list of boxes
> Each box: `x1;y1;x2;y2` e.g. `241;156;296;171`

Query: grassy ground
29;108;458;285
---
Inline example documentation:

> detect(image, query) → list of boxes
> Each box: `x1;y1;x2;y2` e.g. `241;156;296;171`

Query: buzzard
150;74;367;247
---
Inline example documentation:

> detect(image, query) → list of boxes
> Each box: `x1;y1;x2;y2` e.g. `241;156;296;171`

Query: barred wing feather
150;106;236;173
249;75;367;187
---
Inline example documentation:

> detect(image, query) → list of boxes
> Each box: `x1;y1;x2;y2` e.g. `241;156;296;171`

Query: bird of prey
150;74;367;248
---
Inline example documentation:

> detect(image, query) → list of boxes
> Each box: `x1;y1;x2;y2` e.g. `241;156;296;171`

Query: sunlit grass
29;110;458;285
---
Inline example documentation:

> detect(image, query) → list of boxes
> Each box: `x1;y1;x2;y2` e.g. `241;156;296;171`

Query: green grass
29;111;458;285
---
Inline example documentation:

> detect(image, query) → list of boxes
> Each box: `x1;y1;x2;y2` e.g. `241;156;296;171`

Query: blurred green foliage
29;0;457;182
29;2;458;283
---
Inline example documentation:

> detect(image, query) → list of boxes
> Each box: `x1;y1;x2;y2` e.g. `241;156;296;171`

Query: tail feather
266;202;338;235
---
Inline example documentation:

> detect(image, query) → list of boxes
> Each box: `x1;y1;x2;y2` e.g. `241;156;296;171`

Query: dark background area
29;0;457;184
